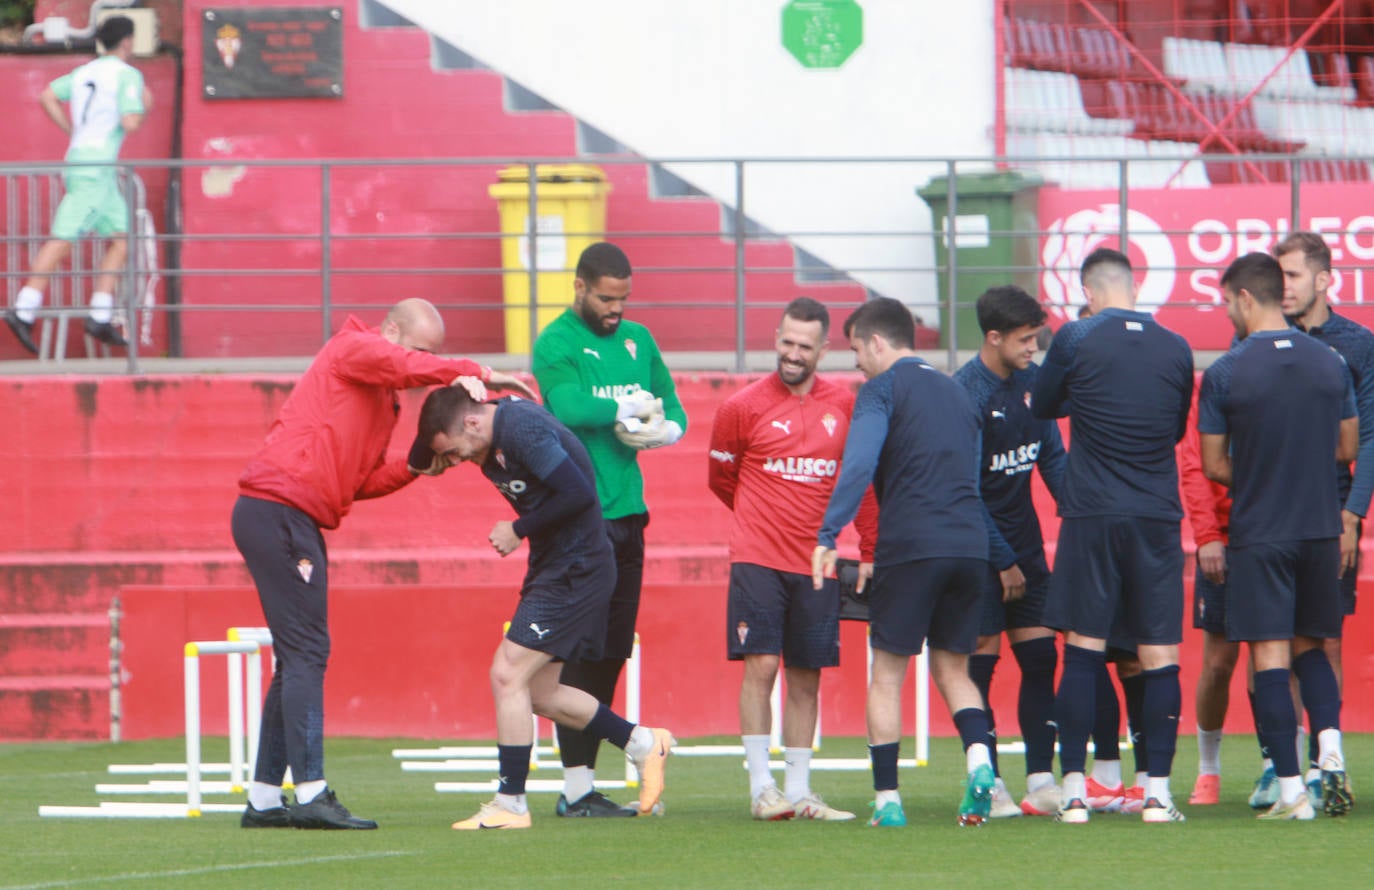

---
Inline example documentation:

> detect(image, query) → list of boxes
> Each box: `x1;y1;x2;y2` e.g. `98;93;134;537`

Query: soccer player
1198;251;1357;820
708;297;875;822
951;286;1066;818
813;296;996;828
532;242;687;817
1031;247;1194;824
410;387;676;830
1276;231;1374;800
4;16;150;354
233;299;533;830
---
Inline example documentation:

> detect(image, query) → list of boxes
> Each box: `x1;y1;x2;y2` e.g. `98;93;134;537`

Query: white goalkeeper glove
614;389;659;421
615;414;683;450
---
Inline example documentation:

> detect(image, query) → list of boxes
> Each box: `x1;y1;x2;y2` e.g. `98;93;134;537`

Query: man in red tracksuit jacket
231;298;532;830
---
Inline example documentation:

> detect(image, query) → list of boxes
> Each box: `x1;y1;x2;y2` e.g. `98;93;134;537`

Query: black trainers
290;788;378;830
4;312;38;355
241;798;293;828
84;317;127;347
555;790;639;818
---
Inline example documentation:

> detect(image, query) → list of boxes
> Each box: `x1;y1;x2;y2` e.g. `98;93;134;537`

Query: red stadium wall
3;372;1374;740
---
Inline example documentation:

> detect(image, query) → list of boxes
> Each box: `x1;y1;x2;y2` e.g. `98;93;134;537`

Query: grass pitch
1;735;1370;889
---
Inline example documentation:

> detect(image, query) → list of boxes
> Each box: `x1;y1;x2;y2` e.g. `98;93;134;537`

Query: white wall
376;0;997;312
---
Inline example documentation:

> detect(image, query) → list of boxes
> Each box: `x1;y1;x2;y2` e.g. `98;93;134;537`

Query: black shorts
726;563;840;669
1043;516;1184;646
870;557;986;657
978;549;1052;637
1192;560;1229;636
508;552;616;663
603;513;648;659
1226;538;1344;642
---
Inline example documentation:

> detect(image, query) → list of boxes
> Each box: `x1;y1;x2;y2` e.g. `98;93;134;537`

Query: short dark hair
1220;252;1284;306
975;285;1046;335
843;296;915;349
1080;246;1132;281
782;296;829;338
409;386;481;468
97;16;135;50
1274;231;1332;273
576;242;631;283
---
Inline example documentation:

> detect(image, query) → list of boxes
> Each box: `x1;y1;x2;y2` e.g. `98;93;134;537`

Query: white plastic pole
245;646;263;776
768;672;783;752
184;644;201;817
226;647;244;792
915;647;930;766
625;633;641;786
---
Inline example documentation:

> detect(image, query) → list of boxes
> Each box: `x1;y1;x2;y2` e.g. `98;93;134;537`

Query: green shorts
51;174;128;241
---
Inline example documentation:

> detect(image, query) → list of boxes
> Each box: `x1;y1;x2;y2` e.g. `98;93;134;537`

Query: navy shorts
978;549;1052;637
1226;538;1344;642
1043;516;1184;646
727;563;840;669
508;550;616;663
870;557;986;657
1192;560;1228;636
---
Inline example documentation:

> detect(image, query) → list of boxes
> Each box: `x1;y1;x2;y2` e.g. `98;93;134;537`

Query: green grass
1;735;1371;889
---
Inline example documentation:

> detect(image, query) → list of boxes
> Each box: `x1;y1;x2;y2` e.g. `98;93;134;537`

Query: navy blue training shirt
954;356;1067;562
1292;308;1374;517
1031;307;1194;519
483;398;605;573
1198;329;1356;547
819;356;989;567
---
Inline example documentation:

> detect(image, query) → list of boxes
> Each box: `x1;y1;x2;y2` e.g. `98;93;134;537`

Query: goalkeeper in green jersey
532;241;688;817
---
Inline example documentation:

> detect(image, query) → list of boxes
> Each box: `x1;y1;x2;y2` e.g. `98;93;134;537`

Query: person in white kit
4;16;150;355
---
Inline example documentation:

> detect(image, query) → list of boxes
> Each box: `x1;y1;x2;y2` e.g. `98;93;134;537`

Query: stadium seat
1163;36;1231;92
1355;55;1374;106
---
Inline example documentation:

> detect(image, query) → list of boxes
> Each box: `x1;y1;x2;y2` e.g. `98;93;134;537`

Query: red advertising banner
1037;183;1374;349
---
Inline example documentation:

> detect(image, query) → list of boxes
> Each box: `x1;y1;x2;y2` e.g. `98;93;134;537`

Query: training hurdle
40;628;274;819
396;632;642;794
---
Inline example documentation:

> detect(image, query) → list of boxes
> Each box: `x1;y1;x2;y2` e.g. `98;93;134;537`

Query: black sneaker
555;790;639;818
290;788;378;830
241;798;293;828
84;317;127;347
4;312;38;355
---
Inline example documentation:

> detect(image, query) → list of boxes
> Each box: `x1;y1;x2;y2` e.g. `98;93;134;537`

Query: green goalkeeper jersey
533;308;687;520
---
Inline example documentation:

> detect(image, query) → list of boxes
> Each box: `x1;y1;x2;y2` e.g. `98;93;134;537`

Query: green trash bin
916;171;1043;350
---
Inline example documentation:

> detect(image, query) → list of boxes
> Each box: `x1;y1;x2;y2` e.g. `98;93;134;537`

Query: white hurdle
184;639;261;816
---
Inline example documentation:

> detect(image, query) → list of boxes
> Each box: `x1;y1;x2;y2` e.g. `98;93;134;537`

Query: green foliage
2;735;1372;888
0;0;36;30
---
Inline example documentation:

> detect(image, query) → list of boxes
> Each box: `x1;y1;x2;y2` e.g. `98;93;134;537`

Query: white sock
294;779;327;805
1278;775;1305;805
783;747;811;803
1090;760;1121;788
495;792;528;814
1134;771;1149;788
562;765;594;803
1262;757;1274;772
1062;771;1087;802
625;725;654;761
89;291;114;324
1146;776;1171;804
1026;771;1055;793
249;781;284;810
1317;728;1344;769
875;788;901;807
15;286;42;324
743;735;773;797
1197;728;1223;775
965;742;992;772
1306;767;1322;783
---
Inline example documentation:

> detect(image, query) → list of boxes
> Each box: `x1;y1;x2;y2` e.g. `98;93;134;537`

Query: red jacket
238;316;488;529
1178;372;1231;547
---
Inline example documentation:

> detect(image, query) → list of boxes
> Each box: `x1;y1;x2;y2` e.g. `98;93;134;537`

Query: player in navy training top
1198;252;1358;821
811;296;996;828
1276;233;1374;745
1030;247;1194;824
409;389;675;829
953;285;1067;818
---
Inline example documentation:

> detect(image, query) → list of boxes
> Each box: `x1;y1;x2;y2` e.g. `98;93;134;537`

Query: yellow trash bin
489;164;612;353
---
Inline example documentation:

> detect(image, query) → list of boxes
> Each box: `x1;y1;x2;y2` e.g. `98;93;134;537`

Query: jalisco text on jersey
762;456;838;482
988;442;1042;476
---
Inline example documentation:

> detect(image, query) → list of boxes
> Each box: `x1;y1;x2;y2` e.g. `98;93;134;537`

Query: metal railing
2;153;1371;375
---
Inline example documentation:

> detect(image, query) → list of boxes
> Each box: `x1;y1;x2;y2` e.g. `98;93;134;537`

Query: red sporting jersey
708;373;876;573
1178;372;1231;546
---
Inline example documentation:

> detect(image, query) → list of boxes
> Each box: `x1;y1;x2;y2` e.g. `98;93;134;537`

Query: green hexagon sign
782;0;864;69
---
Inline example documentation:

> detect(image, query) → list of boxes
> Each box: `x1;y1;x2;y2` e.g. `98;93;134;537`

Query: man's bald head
383;298;445;353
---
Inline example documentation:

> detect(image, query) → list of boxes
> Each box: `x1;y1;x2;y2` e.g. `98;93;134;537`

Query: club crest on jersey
624;338;637;360
495;449;506;469
822;413;837;437
737;621;749;645
1024;391;1032;409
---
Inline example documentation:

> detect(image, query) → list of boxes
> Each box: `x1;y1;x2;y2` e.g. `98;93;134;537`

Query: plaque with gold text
202;7;343;99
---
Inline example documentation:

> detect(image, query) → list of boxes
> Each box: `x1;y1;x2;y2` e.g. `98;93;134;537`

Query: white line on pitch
0;852;413;890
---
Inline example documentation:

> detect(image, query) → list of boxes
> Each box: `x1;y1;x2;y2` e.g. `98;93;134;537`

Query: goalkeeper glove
615;415;683;450
614;389;659;421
